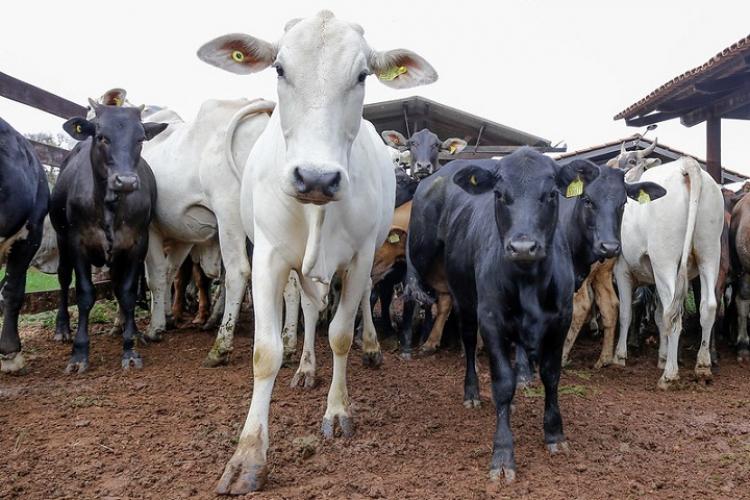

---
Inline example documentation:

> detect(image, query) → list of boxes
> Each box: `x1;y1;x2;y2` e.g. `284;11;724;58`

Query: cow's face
568;162;666;259
454;150;599;262
383;129;466;179
64;101;167;194
611;140;660;182
198;10;437;205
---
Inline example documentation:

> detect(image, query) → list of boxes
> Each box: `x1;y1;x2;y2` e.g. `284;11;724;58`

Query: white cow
197;10;437;493
140;98;275;366
613;157;723;388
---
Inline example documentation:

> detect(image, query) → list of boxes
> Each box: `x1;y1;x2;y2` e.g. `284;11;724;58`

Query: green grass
0;268;61;292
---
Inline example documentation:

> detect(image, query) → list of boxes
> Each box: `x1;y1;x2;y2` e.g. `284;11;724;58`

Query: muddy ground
1;308;750;499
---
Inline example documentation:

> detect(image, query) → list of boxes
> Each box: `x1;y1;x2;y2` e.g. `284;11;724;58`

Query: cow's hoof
290;369;316;389
546;441;569;455
362;350;383;368
561;356;571;368
215;456;268;495
53;329;71;343
419;345;438;357
463;398;481;409
203;349;230;368
65;355;89;375
657;376;679;391
737;349;750;363
282;350;297;368
594;357;612;369
694;365;712;383
489;467;516;484
321;414;354;439
121;350;143;370
612;355;626;367
399;350;412;361
0;352;26;374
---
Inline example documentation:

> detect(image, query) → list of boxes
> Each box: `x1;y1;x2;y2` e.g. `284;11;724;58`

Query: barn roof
614;34;750;127
555;136;747;184
363;96;552;148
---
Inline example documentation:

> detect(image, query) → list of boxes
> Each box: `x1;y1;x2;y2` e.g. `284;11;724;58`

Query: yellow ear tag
449;145;457;154
470;174;478;186
231;50;245;62
113;97;123;106
638;189;651;204
379;65;408;81
75;124;82;134
565;176;584;198
388;233;401;244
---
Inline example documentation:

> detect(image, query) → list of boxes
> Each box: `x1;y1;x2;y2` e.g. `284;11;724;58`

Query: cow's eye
357;70;369;84
275;64;285;78
582;196;593;208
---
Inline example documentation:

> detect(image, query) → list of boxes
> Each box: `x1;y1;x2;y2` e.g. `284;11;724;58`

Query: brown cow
729;183;750;361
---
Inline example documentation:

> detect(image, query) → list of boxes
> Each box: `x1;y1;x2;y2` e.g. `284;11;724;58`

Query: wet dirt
2;314;750;499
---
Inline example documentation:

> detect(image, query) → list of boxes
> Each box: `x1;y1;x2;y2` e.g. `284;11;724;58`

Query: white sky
2;1;749;173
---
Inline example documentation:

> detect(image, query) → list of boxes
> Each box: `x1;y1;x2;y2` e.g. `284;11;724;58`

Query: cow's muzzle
596;240;621;259
108;174;140;193
505;236;545;262
292;167;341;204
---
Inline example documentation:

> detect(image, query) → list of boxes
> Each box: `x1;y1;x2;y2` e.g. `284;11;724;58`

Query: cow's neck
88;152;117;259
566;203;597;286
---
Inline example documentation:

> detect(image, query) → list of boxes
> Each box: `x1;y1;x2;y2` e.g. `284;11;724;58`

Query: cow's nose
111;175;139;193
599;241;621;257
506;237;541;261
293;167;341;202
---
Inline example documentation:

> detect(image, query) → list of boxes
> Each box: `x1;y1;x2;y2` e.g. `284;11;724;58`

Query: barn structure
556;136;748;185
363;96;564;160
615;34;750;182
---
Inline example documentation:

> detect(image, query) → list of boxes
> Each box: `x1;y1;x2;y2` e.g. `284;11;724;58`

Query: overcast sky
2;1;749;173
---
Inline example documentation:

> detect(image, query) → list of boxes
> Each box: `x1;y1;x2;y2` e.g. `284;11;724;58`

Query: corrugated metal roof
614;34;750;120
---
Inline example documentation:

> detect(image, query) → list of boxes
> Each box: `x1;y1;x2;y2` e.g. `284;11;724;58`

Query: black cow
405;149;664;482
51;101;166;373
0;118;50;373
383;128;467;179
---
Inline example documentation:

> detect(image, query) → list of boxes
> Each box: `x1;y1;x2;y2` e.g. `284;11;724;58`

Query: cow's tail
665;157;702;327
224;99;276;182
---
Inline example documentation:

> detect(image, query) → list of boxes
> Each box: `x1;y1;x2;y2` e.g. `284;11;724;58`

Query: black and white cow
51;101;166;373
383;128;467;179
0;118;50;373
405;149;664;482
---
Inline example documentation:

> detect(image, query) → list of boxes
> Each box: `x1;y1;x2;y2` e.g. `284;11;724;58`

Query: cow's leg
377;280;396;335
112;256;143;370
291;288;319;389
613;263;634;366
562;281;592;367
66;257;94;374
736;273;750;362
281;271;301;365
215;238;288;495
205;221;251;367
515;343;535;388
540;327;567;454
0;230;41;373
654;301;667;368
361;278;384;368
321;253;373;439
203;268;225;331
163;243;193;330
398;297;416;359
479;317;516;483
654;268;683;390
171;257;191;324
459;310;481;408
420;292;452;355
54;236;73;343
193;262;212;325
695;262;718;380
593;272;619;369
145;229;170;341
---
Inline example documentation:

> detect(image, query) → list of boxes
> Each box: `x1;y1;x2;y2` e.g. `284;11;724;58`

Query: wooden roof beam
0;72;87;119
681;81;750;127
624;110;684;127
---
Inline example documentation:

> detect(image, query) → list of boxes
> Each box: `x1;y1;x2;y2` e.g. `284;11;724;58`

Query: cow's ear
197;33;277;75
644;158;662;170
143;122;168;141
370;49;438;89
100;88;127;106
382;130;408;149
625;181;667;204
453;165;497;195
556;160;600;197
63;117;95;141
441;138;467;154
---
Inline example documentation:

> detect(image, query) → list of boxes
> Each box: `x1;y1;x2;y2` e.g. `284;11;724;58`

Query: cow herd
0;10;748;495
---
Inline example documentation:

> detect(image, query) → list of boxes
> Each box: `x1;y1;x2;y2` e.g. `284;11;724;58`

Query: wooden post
706;117;722;183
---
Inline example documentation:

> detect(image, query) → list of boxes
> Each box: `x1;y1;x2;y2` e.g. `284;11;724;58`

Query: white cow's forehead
279;12;370;57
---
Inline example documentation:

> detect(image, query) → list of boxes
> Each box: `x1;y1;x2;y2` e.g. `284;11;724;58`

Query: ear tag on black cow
638;189;651;204
379;65;407;81
231;50;245;62
449;145;457;154
113;97;123;106
388;232;401;244
565;176;583;198
470;174;478;186
75;124;82;134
